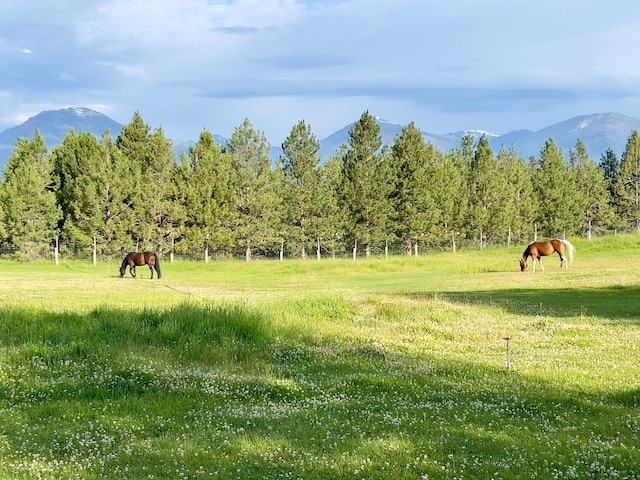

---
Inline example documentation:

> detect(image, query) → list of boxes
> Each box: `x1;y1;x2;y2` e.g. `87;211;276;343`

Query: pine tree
599;148;622;230
390;122;439;254
569;139;612;237
116;112;175;252
614;130;640;231
340;111;393;257
0;130;61;258
177;130;234;259
227;118;278;260
139;127;176;252
52;130;137;258
534;138;581;237
280;120;322;258
316;156;348;258
430;150;465;248
496;146;535;244
466;134;503;248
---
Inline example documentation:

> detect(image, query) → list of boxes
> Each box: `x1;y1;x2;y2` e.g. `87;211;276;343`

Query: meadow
0;236;639;479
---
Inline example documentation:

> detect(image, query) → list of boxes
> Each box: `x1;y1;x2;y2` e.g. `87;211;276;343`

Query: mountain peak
0;106;124;146
1;108;640;168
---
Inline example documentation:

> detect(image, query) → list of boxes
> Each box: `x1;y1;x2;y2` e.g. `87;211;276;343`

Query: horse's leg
538;257;545;272
560;254;567;270
131;265;136;278
149;264;154;279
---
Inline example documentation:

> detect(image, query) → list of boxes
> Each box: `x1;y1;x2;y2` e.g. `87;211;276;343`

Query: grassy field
0;236;639;479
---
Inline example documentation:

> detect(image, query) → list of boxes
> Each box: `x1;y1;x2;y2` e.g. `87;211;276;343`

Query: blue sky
1;0;640;145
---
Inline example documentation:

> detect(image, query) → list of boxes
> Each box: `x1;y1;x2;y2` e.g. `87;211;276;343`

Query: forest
0;109;637;261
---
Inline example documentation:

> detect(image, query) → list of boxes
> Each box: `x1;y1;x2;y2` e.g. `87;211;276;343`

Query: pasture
0;236;639;479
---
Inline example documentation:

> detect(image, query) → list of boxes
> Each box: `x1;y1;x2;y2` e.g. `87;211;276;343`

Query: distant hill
309;113;640;162
0;107;124;166
1;108;639;169
0;108;225;167
493;113;640;160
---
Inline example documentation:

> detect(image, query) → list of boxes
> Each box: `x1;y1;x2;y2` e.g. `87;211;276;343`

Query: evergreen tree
177;130;234;259
600;147;620;186
614;129;640;231
340;111;393;257
569;139;612;237
0;130;61;258
53;131;109;255
280;120;322;258
98;133;137;255
430;150;465;248
52;130;136;257
139;127;176;252
599;148;622;230
317;156;348;257
227;118;278;260
390;122;439;254
116;112;175;252
466;134;503;248
534;138;581;237
496;146;535;244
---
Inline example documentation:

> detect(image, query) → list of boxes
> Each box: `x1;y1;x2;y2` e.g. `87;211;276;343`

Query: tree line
0;110;638;262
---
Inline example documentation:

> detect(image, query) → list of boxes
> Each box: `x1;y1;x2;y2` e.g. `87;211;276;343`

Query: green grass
0;235;639;478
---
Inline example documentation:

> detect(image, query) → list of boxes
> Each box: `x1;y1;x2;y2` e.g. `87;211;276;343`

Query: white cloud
2;0;640;142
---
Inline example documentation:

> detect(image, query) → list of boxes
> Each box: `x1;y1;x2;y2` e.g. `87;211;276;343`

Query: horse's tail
561;239;576;262
154;253;162;279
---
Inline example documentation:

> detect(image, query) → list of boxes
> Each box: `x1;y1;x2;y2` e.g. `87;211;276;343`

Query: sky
1;0;640;145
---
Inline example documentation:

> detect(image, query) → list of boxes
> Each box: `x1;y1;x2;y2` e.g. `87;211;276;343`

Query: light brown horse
119;251;162;279
520;239;575;272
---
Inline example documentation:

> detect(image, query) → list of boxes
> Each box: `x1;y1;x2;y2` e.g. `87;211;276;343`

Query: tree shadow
406;285;640;322
0;304;639;478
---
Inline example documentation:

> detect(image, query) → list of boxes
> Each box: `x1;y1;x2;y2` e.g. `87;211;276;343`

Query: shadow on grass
406;285;640;321
0;304;638;478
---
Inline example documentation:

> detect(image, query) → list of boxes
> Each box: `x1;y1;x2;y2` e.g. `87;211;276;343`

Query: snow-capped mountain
0;107;123;148
1;108;639;169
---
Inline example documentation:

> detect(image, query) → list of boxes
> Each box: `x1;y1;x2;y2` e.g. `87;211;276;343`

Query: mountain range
1;107;639;169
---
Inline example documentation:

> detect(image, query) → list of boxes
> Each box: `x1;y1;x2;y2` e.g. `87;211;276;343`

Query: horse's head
119;264;126;277
520;258;528;271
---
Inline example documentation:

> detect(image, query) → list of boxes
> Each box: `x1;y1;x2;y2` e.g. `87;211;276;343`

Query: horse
119;251;162;279
520;239;575;272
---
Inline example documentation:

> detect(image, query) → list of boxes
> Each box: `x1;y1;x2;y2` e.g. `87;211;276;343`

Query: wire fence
0;227;634;263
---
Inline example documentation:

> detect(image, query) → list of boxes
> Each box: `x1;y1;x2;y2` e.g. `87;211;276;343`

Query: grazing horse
520;239;575;272
119;251;162;279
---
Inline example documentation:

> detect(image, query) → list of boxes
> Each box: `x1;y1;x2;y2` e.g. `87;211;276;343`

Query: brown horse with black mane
120;251;162;279
520;239;575;272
